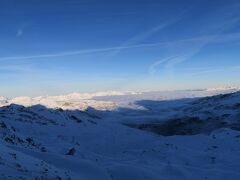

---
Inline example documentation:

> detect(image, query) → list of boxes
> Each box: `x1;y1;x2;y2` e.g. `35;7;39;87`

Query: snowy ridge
0;88;239;110
206;86;240;91
0;91;141;110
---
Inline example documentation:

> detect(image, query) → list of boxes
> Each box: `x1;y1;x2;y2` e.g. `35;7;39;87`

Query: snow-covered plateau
0;87;240;179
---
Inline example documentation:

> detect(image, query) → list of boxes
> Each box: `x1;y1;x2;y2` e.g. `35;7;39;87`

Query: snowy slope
0;89;240;179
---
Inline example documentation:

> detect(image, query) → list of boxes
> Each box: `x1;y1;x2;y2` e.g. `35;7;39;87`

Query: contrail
148;11;240;76
0;42;170;62
1;33;240;62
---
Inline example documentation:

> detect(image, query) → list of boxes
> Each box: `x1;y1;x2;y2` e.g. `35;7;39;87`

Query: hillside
0;90;240;179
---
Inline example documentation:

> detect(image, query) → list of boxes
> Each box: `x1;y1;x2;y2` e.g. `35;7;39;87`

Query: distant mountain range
1;86;239;110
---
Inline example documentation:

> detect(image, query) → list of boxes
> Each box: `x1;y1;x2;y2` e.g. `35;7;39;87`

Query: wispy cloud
147;32;240;75
148;9;240;76
184;65;240;77
2;31;240;63
105;12;188;58
16;24;27;37
17;28;23;37
0;43;168;61
1;12;187;63
0;64;35;74
148;56;177;76
0;18;180;62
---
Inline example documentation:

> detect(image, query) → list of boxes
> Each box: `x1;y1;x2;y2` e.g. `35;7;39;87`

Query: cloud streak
16;24;28;37
1;32;240;62
17;28;23;37
148;9;240;76
105;11;189;58
1;17;182;62
184;65;240;77
148;56;177;76
0;43;168;61
0;64;36;74
148;32;240;75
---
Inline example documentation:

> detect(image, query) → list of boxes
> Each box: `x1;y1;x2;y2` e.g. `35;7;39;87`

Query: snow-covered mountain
0;91;141;110
0;89;240;179
1;87;239;110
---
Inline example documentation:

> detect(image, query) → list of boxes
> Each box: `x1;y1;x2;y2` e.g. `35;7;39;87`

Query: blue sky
0;0;240;97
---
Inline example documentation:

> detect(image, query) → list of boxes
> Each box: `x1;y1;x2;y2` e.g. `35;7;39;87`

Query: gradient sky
0;0;240;97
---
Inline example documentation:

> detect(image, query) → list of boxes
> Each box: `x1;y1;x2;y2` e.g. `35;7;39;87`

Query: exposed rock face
66;148;76;156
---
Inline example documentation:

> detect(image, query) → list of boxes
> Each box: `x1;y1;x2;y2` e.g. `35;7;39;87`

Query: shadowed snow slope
0;90;240;179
